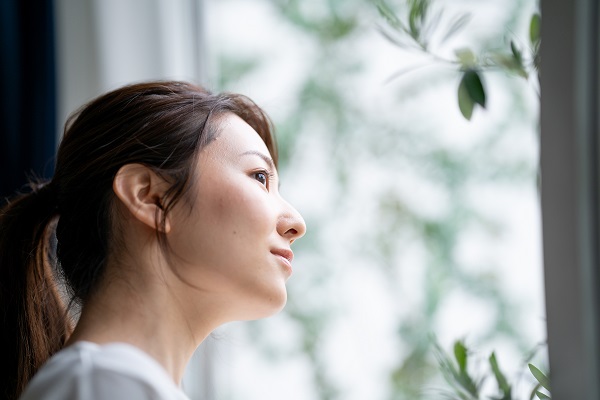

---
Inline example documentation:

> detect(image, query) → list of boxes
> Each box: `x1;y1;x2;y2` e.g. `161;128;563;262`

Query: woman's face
168;113;306;321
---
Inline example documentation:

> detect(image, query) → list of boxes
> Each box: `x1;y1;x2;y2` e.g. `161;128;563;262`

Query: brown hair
0;81;277;399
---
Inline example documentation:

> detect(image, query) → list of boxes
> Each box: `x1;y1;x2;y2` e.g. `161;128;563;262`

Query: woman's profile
0;81;306;400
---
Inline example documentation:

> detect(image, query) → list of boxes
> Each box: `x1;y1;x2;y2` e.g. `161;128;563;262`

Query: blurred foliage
434;340;550;400
217;54;262;89
376;0;540;119
213;0;541;399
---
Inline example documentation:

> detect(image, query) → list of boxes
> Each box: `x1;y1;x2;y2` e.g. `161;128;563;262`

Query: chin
242;287;288;320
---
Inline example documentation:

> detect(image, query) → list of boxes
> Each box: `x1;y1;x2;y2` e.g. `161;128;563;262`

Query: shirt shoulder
20;342;190;400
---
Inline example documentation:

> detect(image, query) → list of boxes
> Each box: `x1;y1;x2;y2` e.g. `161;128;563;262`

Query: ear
113;164;171;233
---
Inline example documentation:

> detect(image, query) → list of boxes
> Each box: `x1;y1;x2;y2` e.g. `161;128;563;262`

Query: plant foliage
435;341;550;400
376;0;540;120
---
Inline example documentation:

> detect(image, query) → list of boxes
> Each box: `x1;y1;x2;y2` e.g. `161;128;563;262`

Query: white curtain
54;0;206;137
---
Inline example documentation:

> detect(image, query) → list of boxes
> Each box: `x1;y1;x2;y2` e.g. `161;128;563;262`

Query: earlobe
113;164;171;233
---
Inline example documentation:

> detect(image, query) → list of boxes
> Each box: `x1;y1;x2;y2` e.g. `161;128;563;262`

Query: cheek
183;181;274;256
210;183;274;237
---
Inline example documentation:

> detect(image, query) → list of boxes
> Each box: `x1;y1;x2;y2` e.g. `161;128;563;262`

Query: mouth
271;249;294;268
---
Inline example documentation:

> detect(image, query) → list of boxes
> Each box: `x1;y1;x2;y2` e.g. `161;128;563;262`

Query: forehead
199;113;271;167
209;113;272;159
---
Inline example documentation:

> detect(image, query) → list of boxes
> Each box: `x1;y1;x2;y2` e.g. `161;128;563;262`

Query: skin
66;113;306;385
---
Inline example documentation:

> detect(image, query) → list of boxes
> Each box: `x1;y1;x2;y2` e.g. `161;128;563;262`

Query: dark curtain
0;0;57;202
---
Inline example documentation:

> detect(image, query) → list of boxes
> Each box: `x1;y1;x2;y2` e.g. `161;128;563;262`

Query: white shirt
20;341;190;400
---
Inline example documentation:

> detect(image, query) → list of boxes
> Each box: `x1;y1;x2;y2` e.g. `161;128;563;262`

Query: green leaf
530;13;541;45
529;383;542;400
510;41;523;66
408;5;419;38
490;52;528;78
535;391;550;400
489;352;511;396
434;341;480;398
422;8;442;40
510;40;528;79
441;13;472;44
528;364;551;392
458;70;486;120
454;341;468;372
458;76;474;120
509;41;528;78
464;69;486;107
490;53;515;68
376;0;403;30
376;25;410;49
408;0;429;40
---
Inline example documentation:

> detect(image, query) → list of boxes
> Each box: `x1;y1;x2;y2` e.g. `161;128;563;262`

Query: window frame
540;0;600;397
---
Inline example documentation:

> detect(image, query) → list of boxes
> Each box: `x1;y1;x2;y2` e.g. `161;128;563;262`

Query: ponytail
0;182;72;400
0;81;279;399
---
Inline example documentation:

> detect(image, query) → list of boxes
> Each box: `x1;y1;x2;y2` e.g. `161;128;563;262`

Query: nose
277;199;306;244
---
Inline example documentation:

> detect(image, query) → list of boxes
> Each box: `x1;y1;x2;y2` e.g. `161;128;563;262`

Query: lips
271;249;294;264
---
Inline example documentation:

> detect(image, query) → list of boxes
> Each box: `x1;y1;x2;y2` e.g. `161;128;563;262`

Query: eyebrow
240;150;275;170
241;150;281;189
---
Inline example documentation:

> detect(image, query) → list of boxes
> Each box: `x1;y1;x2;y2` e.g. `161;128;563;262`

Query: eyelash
252;169;274;188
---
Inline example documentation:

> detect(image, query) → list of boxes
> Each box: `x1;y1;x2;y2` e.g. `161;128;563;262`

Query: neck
65;258;221;385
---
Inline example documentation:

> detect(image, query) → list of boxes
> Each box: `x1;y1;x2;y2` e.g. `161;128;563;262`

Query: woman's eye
254;171;268;186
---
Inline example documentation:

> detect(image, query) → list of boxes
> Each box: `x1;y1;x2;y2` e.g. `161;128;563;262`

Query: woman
0;81;306;400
